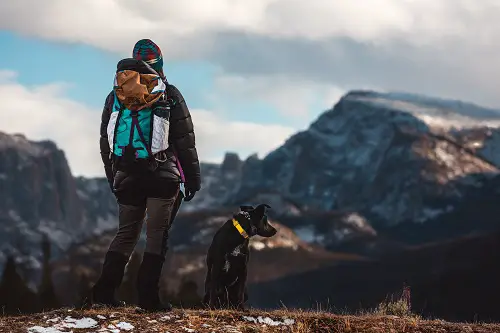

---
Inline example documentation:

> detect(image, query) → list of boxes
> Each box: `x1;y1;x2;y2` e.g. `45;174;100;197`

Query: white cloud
2;0;500;110
190;109;295;162
2;0;500;135
1;0;498;51
0;70;295;177
0;71;100;176
213;74;346;119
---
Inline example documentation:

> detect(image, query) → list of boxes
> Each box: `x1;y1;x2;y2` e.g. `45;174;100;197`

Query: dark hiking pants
107;172;182;258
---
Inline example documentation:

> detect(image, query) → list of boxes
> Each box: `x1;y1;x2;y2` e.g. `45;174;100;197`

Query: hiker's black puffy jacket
99;84;202;192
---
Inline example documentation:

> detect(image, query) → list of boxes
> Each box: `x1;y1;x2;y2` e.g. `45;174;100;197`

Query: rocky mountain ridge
0;133;117;285
191;91;500;221
185;91;500;252
2;89;500;281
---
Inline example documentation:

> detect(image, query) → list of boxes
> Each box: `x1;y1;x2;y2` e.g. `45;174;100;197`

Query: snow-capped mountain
191;90;500;225
184;90;500;251
3;89;500;281
355;91;500;130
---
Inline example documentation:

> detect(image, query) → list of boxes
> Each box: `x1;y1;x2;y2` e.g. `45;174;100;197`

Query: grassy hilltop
1;307;498;333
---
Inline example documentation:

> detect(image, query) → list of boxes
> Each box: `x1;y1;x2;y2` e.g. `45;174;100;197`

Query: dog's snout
257;222;277;238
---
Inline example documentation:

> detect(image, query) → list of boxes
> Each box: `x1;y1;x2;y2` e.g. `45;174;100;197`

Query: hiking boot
136;252;172;312
91;251;128;307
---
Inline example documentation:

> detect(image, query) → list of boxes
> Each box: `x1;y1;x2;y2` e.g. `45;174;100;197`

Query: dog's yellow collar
232;219;249;239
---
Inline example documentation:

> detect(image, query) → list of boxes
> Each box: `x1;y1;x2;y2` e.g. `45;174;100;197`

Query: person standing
91;39;201;312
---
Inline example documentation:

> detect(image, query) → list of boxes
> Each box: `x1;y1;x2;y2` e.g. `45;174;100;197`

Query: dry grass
371;288;417;319
0;307;499;333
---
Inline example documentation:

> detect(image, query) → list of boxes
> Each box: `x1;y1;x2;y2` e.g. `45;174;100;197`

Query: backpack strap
130;111;153;158
163;83;186;183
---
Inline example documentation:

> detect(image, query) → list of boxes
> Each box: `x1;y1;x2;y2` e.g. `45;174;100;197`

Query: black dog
203;204;277;310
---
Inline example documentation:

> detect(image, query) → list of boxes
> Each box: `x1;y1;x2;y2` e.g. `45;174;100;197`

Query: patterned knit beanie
132;39;164;74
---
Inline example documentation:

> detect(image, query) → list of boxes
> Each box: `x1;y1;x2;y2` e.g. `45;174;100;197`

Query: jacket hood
113;58;166;111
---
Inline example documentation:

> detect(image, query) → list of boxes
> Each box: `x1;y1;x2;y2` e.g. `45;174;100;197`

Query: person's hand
183;188;197;201
183;180;200;202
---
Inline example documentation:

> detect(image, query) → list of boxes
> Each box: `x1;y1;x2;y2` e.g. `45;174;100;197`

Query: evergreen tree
38;234;60;310
0;255;39;314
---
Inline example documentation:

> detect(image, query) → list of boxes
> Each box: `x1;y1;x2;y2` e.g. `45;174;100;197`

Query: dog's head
236;204;277;238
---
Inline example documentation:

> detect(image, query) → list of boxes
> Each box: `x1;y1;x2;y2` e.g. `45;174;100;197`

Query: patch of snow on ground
105;325;120;333
60;316;98;329
223;325;242;333
46;318;60;323
242;315;295;326
29;316;98;333
27;326;69;333
115;322;134;330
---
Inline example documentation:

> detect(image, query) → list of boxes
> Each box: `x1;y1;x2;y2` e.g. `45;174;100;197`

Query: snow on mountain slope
190;90;500;232
358;91;500;129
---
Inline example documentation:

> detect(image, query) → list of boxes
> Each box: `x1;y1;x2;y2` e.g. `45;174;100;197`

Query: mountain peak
0;131;60;157
221;152;242;173
339;90;500;130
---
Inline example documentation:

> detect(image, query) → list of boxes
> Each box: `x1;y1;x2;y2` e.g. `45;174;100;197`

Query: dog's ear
239;205;255;212
252;204;271;220
253;204;277;237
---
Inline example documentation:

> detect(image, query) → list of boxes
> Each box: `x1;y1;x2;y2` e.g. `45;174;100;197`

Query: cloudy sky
0;0;499;177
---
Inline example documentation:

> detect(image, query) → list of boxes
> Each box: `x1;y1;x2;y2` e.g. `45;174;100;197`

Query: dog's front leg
234;267;248;311
208;257;224;309
203;263;212;306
